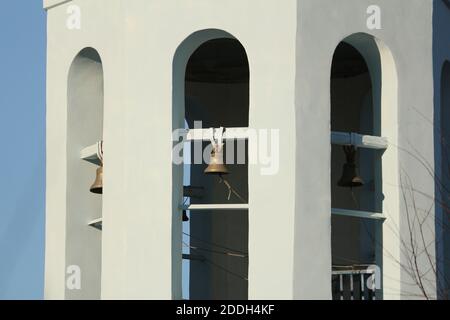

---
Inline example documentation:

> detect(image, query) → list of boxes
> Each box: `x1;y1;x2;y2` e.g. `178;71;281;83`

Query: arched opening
173;31;250;300
66;47;103;299
329;34;397;300
438;61;450;299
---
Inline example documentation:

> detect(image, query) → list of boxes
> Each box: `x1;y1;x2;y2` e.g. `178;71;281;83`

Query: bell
90;166;103;194
204;146;229;175
182;210;189;222
338;146;364;188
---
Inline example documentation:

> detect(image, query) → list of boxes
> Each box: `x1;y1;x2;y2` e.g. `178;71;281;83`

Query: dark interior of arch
183;38;249;300
330;41;382;300
185;38;249;128
438;61;450;299
331;42;369;79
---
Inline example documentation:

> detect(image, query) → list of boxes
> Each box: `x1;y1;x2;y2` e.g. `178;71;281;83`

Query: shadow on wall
65;47;104;299
434;0;450;300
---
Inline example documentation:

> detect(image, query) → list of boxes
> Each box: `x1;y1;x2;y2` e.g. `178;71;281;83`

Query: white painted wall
295;0;435;299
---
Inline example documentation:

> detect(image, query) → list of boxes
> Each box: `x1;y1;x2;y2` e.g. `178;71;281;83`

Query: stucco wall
45;0;441;299
296;0;435;299
45;0;297;300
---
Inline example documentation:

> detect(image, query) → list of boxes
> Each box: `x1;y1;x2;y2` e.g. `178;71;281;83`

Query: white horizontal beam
175;128;387;150
173;128;249;142
88;218;102;230
80;142;102;165
181;204;249;211
332;269;375;275
82;131;386;166
331;132;388;150
331;208;386;220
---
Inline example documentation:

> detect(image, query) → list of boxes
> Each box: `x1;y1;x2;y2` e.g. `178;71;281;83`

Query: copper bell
90;165;103;194
338;145;364;188
204;145;229;175
182;210;189;222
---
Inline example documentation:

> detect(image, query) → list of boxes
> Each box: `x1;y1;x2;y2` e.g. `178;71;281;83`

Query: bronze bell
90;166;103;194
182;210;189;222
204;146;229;175
338;146;364;188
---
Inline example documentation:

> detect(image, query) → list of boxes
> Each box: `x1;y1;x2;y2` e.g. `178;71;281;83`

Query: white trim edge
331;208;386;220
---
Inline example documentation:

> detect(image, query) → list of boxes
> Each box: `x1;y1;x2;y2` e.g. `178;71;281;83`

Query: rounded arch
171;29;250;300
68;47;104;140
328;33;399;134
66;46;104;299
172;29;249;129
329;32;399;299
341;33;398;137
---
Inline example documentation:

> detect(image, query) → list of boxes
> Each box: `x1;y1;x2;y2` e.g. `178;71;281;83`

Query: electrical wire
182;241;247;258
182;232;248;256
203;257;248;281
183;241;248;281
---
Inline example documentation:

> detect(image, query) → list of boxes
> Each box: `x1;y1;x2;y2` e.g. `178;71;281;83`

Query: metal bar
361;274;365;300
350;274;354;300
371;275;377;300
181;204;249;211
174;128;388;151
332;267;379;300
173;128;249;142
332;269;376;275
332;208;386;221
331;132;388;150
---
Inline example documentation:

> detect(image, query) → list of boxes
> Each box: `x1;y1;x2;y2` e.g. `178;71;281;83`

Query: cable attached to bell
182;241;247;258
218;175;247;203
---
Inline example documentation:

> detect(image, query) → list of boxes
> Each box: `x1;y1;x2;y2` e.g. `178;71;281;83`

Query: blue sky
0;1;46;299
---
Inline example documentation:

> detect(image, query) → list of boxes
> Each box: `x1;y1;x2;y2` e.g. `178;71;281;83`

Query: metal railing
332;265;380;300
